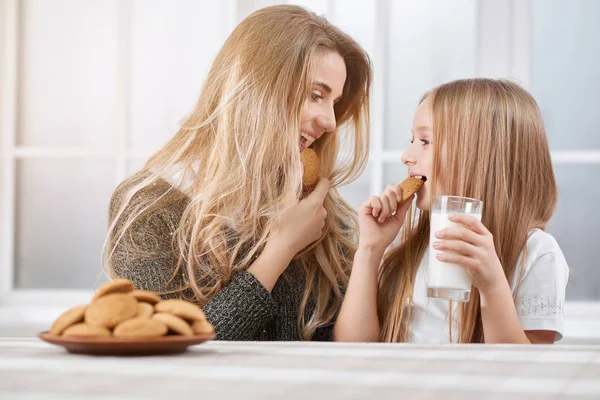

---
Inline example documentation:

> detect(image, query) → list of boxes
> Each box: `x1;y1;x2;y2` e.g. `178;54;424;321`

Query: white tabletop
1;338;599;399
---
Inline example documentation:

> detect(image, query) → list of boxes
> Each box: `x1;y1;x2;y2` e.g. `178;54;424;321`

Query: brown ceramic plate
37;331;215;356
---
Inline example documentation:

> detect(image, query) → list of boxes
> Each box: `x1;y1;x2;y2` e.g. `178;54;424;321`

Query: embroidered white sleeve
518;294;564;318
513;251;569;340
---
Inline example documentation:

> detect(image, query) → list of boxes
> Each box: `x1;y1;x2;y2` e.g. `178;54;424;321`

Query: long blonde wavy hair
103;5;371;339
378;79;557;343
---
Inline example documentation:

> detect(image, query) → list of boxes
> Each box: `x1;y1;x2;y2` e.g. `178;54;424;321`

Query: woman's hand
270;178;330;257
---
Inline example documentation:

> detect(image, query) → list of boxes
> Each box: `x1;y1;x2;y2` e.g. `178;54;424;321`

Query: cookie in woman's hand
300;148;320;187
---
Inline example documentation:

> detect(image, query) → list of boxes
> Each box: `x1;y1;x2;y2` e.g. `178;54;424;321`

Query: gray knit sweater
108;174;339;341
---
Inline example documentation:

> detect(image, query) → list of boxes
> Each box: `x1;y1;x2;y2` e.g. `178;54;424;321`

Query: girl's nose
401;148;416;166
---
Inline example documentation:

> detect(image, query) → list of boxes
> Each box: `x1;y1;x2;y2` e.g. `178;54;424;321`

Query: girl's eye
420;138;430;145
311;93;323;102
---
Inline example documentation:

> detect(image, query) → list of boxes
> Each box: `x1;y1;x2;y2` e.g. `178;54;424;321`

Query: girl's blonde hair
102;5;371;339
378;78;557;343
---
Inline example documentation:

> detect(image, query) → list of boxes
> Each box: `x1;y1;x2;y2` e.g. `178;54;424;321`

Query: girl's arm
335;186;413;342
479;282;555;344
334;246;384;342
479;280;532;344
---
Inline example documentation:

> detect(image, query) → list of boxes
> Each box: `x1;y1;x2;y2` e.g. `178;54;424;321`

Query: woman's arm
109;177;331;341
109;205;287;341
107;179;289;341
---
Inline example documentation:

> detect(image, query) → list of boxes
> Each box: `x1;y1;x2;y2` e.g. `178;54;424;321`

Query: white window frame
1;0;598;340
0;0;238;330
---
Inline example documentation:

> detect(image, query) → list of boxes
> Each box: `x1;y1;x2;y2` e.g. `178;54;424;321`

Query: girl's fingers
384;189;398;218
435;226;481;246
378;194;391;222
448;214;488;235
435;251;478;271
432;239;478;257
369;196;382;218
385;184;402;204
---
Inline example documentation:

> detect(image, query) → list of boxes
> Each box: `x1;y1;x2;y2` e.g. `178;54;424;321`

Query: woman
103;5;372;341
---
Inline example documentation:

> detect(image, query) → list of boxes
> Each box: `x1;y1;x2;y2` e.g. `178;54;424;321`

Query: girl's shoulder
514;229;569;286
526;228;564;259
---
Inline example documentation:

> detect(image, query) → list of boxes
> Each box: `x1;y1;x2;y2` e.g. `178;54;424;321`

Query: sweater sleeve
203;271;276;340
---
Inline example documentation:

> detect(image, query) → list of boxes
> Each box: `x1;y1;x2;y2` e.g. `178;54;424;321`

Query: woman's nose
316;109;336;133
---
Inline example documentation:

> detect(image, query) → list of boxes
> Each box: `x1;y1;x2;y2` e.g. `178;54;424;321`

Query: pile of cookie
49;279;214;339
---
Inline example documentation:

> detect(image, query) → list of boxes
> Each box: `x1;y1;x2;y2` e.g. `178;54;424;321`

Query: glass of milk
428;195;483;302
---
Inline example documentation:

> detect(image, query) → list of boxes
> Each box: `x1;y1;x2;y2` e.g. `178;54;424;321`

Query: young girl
335;78;569;344
103;5;372;341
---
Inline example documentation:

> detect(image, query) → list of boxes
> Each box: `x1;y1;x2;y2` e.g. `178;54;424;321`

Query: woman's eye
311;92;323;102
420;138;430;145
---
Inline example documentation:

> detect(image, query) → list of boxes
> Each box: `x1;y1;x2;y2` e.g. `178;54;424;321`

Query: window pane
129;0;228;152
549;164;600;301
383;162;409;188
330;0;375;57
385;0;477;150
531;0;600;150
338;163;371;211
18;0;120;148
15;159;117;289
126;158;148;177
287;0;329;17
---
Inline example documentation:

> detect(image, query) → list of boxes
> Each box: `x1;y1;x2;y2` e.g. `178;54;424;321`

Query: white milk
428;211;482;291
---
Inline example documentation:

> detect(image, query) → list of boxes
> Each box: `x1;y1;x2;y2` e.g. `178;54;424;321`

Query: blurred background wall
1;0;598;338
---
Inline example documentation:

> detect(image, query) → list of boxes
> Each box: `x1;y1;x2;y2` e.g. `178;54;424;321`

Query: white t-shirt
408;229;569;343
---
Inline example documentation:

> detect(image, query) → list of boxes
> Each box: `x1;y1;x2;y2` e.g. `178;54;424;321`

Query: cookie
136;302;155;318
191;319;215;335
152;313;193;336
85;293;138;328
398;177;425;202
92;279;135;301
154;299;206;321
49;305;87;336
300;148;320;187
113;317;168;338
130;290;162;305
62;323;111;338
